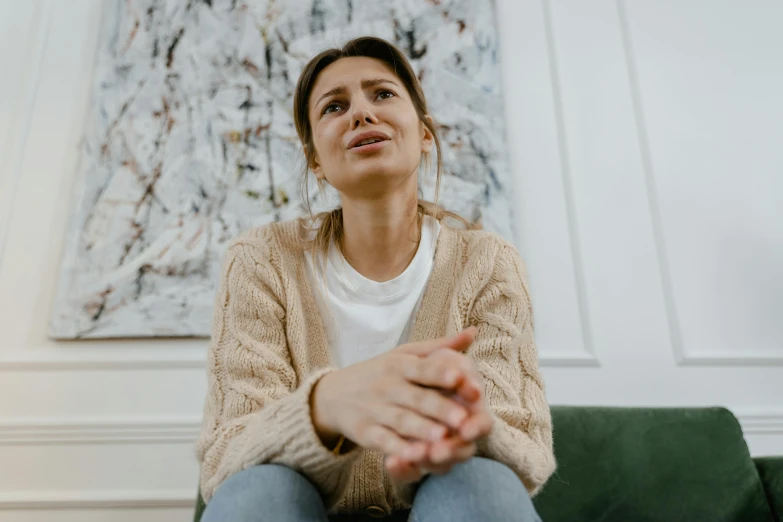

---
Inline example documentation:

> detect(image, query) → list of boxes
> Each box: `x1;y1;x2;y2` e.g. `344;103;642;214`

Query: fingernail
431;426;446;440
450;409;466;426
445;370;459;385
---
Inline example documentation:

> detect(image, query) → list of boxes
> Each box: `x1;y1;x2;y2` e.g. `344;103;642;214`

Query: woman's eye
323;103;341;115
377;90;395;100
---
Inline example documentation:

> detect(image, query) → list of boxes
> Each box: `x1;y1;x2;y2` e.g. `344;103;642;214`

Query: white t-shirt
304;216;441;368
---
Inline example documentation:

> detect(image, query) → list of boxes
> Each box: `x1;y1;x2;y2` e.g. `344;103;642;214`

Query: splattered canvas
50;0;514;338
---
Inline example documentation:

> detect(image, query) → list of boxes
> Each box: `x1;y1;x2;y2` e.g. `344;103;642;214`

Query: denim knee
202;464;328;522
411;457;541;522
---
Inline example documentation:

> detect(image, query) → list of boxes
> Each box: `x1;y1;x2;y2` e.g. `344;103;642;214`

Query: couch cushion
533;406;773;522
755;457;783;521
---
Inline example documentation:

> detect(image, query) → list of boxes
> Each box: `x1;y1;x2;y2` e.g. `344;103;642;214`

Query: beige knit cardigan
195;218;556;515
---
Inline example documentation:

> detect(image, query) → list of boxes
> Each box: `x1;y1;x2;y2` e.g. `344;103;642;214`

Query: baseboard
0;490;195;509
0;417;201;445
735;410;783;436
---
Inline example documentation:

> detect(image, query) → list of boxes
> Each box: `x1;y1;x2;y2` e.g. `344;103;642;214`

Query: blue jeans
202;457;542;522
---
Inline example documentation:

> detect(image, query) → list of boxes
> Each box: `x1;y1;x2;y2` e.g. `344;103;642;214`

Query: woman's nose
350;103;378;129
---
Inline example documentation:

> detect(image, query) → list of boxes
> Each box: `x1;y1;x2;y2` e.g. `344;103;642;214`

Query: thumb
399;327;477;357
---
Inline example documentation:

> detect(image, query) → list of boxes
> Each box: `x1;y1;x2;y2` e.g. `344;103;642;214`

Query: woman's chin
334;166;416;196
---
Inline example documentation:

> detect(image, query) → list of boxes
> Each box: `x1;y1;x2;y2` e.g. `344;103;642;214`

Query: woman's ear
420;115;435;154
304;144;324;179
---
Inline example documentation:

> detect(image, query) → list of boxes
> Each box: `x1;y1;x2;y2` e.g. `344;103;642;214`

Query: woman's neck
339;189;420;283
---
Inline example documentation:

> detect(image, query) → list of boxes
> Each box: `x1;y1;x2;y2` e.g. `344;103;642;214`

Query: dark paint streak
103;79;147;156
263;103;279;221
242;58;260;77
88;286;114;322
310;0;326;33
146;6;155;29
276;29;289;53
394;20;427;60
166;27;185;68
236;86;253;182
264;43;273;81
135;264;151;299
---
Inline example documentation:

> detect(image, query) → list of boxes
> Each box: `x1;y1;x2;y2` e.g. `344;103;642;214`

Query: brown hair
292;36;476;257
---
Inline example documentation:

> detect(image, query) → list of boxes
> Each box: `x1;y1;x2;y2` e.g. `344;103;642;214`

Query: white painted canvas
50;0;514;338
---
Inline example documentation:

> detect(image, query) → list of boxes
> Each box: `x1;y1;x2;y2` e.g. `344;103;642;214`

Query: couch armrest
755;457;783;521
194;490;206;522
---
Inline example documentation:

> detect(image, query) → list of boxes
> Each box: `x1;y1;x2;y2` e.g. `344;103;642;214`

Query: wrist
310;371;342;446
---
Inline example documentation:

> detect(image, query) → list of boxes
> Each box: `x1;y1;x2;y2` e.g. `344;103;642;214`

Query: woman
196;36;555;522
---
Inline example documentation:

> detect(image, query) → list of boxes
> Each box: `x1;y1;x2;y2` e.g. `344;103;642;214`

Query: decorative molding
678;352;783;367
0;490;195;509
0;410;773;446
616;0;689;368
615;1;783;367
0;353;207;372
735;410;783;436
0;417;201;445
0;0;53;267
0;346;604;372
0;412;774;510
540;0;599;366
540;351;600;367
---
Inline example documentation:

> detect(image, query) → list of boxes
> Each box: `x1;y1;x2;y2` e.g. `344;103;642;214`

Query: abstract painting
50;0;514;338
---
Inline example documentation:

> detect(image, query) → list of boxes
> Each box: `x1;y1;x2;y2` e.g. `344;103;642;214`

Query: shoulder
226;218;307;261
441;224;531;299
439;226;535;325
220;218;308;284
444;224;526;274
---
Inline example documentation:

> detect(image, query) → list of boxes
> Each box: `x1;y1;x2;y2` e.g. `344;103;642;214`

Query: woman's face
307;56;433;198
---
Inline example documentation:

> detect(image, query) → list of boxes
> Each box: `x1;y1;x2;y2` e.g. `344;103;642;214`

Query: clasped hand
311;328;493;483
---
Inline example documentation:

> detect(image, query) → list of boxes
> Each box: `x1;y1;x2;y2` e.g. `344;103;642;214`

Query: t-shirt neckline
326;215;441;300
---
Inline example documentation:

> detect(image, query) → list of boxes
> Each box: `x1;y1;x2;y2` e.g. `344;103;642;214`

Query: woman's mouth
349;138;389;153
347;132;391;153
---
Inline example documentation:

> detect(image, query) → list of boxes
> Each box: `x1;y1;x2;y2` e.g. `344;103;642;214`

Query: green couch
534;407;781;521
194;406;782;521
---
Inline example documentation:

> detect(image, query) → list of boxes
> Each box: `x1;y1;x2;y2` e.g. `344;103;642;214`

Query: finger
392;384;468;430
453;378;482;403
398;460;424;482
403;356;465;390
375;405;449;443
361;424;427;461
428;350;483;403
429;437;477;465
458;410;494;441
385;455;423;483
398;327;477;357
404;348;483;394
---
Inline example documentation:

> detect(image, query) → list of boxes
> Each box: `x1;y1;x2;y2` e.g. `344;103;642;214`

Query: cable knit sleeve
468;244;556;495
195;238;359;506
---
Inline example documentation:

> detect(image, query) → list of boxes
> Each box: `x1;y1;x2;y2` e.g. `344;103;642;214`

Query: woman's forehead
311;57;398;99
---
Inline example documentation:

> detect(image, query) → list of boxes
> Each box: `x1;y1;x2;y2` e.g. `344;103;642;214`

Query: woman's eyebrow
360;78;400;89
316;86;346;107
315;79;401;108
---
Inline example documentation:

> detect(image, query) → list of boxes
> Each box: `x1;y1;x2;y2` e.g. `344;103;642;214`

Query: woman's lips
349;139;389;153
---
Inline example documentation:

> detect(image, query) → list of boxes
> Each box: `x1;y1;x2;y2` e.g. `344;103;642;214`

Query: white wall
0;0;781;520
